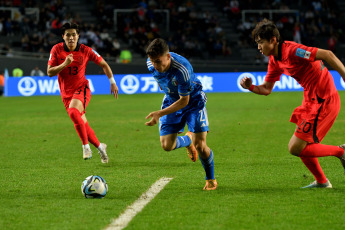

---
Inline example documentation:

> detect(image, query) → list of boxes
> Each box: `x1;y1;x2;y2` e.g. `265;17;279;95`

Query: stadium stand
0;0;344;73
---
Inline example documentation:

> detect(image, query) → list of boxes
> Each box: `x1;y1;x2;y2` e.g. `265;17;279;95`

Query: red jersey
48;42;103;98
265;41;337;99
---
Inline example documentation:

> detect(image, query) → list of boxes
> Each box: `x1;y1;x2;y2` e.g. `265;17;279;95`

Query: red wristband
249;85;255;91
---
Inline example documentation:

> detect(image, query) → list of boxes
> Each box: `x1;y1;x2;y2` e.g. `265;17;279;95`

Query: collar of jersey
168;56;174;71
275;41;284;61
63;42;81;52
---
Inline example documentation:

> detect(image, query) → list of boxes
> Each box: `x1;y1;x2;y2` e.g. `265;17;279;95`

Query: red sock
299;143;344;158
68;108;88;145
85;122;100;148
300;157;328;184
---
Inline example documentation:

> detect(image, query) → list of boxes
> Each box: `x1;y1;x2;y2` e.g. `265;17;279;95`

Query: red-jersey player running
240;19;345;188
47;22;118;163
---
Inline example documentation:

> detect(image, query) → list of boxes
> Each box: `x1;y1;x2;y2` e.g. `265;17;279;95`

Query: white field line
104;177;173;230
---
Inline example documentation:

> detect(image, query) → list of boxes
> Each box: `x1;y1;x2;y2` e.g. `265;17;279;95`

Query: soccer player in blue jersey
145;38;217;190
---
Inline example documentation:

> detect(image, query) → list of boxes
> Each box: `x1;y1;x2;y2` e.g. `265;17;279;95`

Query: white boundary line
104;177;173;230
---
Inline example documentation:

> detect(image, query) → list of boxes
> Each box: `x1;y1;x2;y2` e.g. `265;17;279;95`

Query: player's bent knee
195;145;204;153
288;145;302;156
160;142;174;152
288;135;307;157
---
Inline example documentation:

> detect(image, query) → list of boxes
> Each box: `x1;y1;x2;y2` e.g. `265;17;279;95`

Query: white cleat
301;179;332;189
98;143;109;164
83;147;92;160
338;144;345;174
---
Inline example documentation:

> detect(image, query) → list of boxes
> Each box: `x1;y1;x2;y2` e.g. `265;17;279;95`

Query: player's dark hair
146;38;169;57
61;22;80;35
252;18;280;42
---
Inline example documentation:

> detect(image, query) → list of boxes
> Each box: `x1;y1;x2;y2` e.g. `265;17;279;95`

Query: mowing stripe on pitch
105;177;173;230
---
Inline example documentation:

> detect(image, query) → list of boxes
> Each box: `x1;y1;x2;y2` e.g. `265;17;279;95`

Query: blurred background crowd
0;0;344;66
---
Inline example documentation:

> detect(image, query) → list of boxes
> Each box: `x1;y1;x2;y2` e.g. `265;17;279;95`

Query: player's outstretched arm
47;53;73;77
316;48;345;81
98;59;118;99
240;77;275;96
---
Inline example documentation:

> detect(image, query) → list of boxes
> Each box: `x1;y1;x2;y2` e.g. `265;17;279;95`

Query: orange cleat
203;179;218;191
185;132;198;162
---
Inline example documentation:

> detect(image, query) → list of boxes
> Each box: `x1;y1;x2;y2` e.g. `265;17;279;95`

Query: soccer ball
81;175;108;198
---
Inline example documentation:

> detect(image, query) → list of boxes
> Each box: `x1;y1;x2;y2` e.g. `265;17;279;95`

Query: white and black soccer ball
81;175;108;198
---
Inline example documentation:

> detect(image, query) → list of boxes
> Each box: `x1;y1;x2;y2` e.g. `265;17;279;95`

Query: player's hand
240;76;252;89
64;54;74;66
145;111;161;126
110;83;118;99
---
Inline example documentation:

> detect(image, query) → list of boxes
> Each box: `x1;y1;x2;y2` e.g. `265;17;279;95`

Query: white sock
97;144;103;151
83;144;91;149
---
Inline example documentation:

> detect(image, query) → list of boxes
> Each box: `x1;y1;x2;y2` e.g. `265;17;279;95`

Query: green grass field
1;91;345;230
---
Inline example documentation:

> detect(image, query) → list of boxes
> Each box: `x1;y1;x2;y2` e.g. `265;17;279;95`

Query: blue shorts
159;93;209;136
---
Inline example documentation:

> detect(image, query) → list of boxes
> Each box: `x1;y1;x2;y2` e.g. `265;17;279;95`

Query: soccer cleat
338;144;345;173
301;179;332;189
98;143;109;164
185;132;198;162
83;147;92;160
203;179;218;190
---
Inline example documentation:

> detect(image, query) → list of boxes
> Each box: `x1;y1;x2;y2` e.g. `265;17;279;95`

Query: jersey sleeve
48;45;59;67
88;47;103;65
175;64;192;96
290;43;318;62
265;57;283;82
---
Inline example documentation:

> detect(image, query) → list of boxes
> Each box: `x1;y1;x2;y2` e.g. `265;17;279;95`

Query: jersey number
68;66;78;75
199;107;209;126
298;120;312;133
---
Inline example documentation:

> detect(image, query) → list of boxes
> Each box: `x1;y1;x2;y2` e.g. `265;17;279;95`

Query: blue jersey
147;52;203;103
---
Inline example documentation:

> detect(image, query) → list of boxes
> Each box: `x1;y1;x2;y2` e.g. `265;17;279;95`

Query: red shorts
290;91;340;143
62;82;91;115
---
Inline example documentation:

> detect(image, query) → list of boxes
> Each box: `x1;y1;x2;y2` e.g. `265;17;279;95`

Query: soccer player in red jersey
47;22;118;163
240;19;345;188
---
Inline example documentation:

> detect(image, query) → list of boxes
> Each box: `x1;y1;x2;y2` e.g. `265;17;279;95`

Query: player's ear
166;53;171;59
